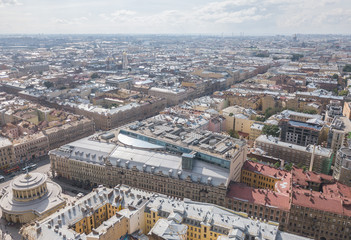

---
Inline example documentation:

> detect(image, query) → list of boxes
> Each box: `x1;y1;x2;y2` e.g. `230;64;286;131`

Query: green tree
43;81;54;88
228;129;239;139
284;163;293;171
343;64;351;72
91;72;99;79
264;107;280;120
262;125;280;137
338;90;348;96
273;162;280;169
332;74;339;79
255;116;265;122
302;109;317;114
291;54;304;62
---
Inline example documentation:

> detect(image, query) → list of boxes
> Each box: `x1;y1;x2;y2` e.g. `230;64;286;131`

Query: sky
0;0;350;35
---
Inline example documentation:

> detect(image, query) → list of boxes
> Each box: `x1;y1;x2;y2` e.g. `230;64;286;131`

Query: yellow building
234;115;255;136
21;185;304;240
145;194;281;240
249;123;264;141
221;106;256;134
0;137;16;169
261;95;276;112
241;161;289;191
73;202;122;234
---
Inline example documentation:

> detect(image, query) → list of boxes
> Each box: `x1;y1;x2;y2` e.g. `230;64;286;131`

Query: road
0;157;51;190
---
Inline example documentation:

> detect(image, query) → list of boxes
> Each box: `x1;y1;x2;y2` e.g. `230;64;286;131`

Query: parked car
22;164;37;173
0;175;5;182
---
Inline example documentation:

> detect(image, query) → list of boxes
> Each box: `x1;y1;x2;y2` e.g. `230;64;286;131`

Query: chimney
309;144;316;172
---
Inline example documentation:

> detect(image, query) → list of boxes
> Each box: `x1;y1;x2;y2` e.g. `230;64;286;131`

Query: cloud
100;10;137;22
1;0;350;34
275;0;351;29
99;2;269;29
52;17;88;25
0;0;20;6
193;2;269;24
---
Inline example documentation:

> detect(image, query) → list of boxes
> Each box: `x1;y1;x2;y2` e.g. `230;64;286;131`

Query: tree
228;129;239;139
284;163;293;171
262;125;280;137
264;107;280;120
273;162;280;169
332;74;339;79
291;54;304;62
255;116;265;122
338;90;348;96
343;64;351;72
43;81;54;89
91;72;99;79
302;109;317;114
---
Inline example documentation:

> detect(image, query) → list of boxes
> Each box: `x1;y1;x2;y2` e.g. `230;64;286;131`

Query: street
0;157;51;191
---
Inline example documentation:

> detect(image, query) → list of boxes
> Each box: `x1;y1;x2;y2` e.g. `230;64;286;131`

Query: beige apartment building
0;137;16;169
221;105;256;135
148;87;189;106
50;123;247;207
255;135;333;174
43;118;95;150
4;117;95;165
69;98;166;130
13;132;49;163
249;123;264;141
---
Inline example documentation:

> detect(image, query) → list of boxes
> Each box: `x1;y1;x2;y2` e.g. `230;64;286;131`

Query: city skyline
0;0;351;35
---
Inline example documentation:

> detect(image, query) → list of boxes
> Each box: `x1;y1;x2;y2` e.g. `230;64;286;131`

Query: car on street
22;164;37;173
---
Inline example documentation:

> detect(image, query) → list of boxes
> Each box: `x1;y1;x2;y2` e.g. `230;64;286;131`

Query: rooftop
0;173;64;215
255;135;332;157
287;120;323;131
11;172;48;191
226;183;291;211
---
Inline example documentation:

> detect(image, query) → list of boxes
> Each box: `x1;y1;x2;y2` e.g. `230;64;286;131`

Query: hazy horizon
0;0;350;35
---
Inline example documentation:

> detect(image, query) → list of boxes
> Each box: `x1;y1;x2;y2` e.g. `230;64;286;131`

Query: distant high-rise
122;52;128;69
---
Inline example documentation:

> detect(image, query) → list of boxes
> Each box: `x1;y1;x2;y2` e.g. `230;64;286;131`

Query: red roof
292;188;349;215
227;182;291;211
323;182;351;199
292;167;334;187
243;161;289;180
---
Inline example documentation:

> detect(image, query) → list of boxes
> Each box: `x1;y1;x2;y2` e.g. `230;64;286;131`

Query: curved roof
11;172;47;191
118;133;165;149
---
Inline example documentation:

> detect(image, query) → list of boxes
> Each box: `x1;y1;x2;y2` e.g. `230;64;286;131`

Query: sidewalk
0;212;21;240
51;177;91;195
